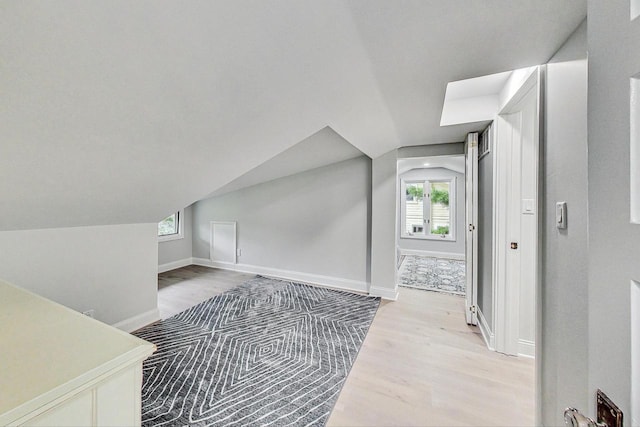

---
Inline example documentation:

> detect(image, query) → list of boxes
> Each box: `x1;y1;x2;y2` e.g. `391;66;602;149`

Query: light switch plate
556;201;567;229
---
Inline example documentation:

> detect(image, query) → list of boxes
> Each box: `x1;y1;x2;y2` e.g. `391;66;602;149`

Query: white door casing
494;68;539;357
465;132;479;325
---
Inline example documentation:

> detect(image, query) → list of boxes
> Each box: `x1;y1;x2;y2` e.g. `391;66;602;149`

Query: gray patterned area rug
134;276;380;427
398;255;466;295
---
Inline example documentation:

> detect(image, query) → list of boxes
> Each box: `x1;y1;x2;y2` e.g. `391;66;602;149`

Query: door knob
510;242;518;250
564;408;606;427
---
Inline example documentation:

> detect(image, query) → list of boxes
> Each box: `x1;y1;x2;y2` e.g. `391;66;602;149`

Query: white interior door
465;133;479;325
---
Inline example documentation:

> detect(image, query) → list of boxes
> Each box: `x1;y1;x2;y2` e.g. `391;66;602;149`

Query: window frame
158;210;184;242
400;177;456;241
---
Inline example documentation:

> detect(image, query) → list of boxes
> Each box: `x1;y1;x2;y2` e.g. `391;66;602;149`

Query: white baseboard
369;285;399;301
158;257;194;274
518;339;535;359
192;258;368;294
477;307;495;351
398;248;465;261
112;308;160;333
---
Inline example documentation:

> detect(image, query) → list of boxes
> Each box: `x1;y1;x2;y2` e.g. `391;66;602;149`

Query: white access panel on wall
210;221;237;264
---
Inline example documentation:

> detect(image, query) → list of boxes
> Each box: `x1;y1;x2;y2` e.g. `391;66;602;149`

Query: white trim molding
493;67;540;357
112;308;160;333
477;307;495;351
192;258;368;295
158;257;194;274
369;285;399;301
398;248;465;261
518;339;535;359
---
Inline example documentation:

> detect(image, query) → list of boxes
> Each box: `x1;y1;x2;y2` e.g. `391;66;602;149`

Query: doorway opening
388;65;541;424
395;154;467;296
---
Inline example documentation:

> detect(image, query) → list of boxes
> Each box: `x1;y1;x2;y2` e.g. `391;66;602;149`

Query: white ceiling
0;0;586;231
346;0;586;145
208;127;364;197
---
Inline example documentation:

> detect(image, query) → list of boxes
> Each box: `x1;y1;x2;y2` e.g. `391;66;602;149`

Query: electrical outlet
82;309;95;319
237;248;242;257
596;389;623;427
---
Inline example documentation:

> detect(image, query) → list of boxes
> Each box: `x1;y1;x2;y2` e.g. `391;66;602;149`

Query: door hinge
469;305;477;314
468;224;476;231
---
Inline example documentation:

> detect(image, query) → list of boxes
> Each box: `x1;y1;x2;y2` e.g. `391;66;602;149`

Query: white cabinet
27;392;93;427
0;280;155;427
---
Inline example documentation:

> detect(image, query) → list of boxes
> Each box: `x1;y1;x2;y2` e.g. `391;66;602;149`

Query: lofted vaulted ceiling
0;0;586;231
208;126;364;198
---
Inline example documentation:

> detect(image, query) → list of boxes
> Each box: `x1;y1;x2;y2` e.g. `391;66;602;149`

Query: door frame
493;67;540;357
465;133;479;325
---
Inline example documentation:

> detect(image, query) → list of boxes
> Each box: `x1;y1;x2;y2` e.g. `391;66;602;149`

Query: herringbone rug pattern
134;276;379;426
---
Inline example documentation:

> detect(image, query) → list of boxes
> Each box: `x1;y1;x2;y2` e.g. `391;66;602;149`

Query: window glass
158;213;178;236
405;183;424;236
429;181;450;235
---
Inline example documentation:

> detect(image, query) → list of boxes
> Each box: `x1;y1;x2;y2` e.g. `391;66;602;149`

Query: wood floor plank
328;286;534;427
156;267;534;426
157;265;253;319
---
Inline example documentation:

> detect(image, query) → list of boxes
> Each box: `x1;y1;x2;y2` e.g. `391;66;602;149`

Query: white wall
540;20;589;426
517;83;538;355
0;224;159;330
192;157;371;290
587;2;638;421
397;167;465;256
158;205;193;267
370;149;399;300
478;144;494;330
367;143;465;300
397;143;465;159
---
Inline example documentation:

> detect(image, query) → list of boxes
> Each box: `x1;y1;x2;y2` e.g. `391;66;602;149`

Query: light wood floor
157;266;534;426
158;265;252;319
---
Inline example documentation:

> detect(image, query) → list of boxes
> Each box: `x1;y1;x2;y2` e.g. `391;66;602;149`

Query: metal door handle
564;408;607;427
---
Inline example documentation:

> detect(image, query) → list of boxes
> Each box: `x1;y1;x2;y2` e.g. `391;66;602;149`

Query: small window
405;182;425;235
401;178;455;241
428;181;451;237
158;210;184;242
